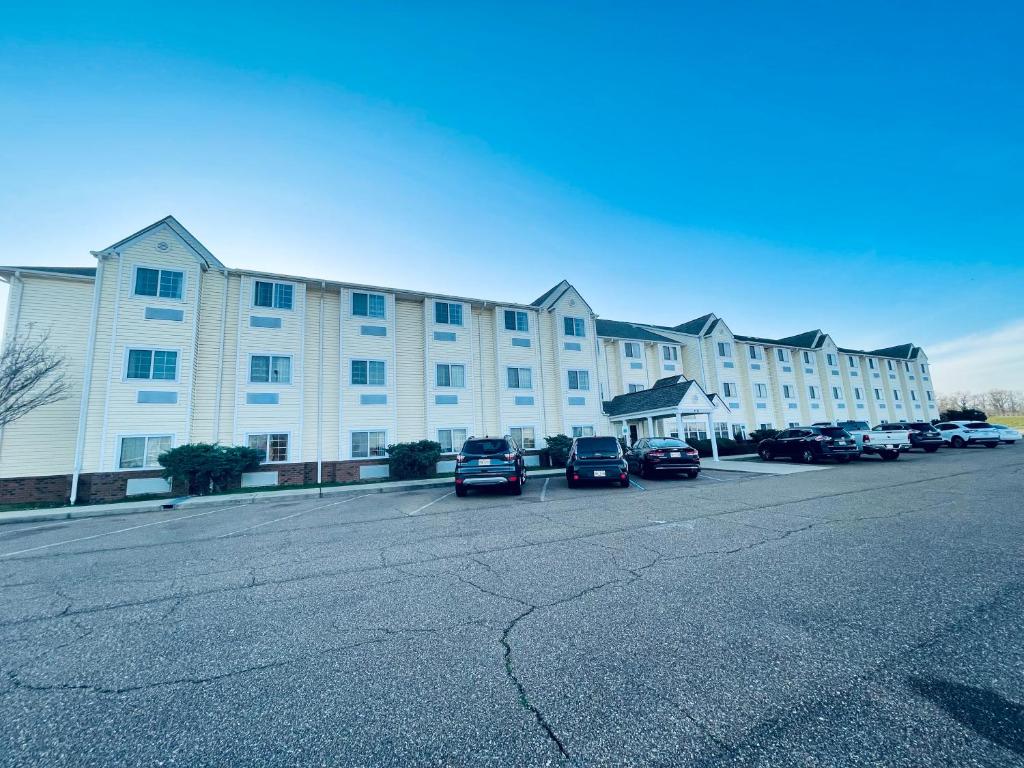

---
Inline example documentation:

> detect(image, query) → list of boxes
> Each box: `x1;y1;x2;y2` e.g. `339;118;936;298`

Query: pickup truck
812;420;911;461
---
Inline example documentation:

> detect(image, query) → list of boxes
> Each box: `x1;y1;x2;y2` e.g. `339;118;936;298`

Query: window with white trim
567;370;590;390
808;386;819;400
776;348;789;363
874;388;883;399
732;424;748;441
714;422;730;438
868;358;877;370
847;355;858;368
826;353;836;366
717;342;732;358
119;435;173;469
722;382;737;398
352;292;385;318
571;425;595;438
624;342;641;358
926;390;933;401
564;317;585;337
920;363;928;374
893;389;901;401
249;355;292;384
748;345;763;360
253;280;293;310
803;351;813;364
832;386;843;400
782;384;794;399
910;390;918;401
438;428;468;454
904;361;911;372
854;387;863;400
435;363;466;388
788;421;800;427
684;423;708;441
126;349;177;380
434;301;463;325
504;310;528;332
886;359;895;371
754;383;768;398
134;267;183;299
663;345;678;361
759;423;773;431
248;433;289;463
351;431;387;458
628;384;644;393
506;367;532;389
351;360;386;386
510;426;536;449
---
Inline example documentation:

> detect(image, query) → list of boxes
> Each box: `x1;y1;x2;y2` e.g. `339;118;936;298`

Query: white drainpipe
317;281;325;485
70;256;107;504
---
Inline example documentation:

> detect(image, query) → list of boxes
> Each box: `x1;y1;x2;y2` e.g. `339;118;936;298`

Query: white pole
71;256;107;504
707;411;719;461
676;412;683;440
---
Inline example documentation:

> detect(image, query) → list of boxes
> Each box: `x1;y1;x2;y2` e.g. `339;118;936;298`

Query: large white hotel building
0;217;938;503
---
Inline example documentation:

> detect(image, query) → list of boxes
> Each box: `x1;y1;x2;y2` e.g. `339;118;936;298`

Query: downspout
70;257;106;504
317;281;325;488
212;268;229;441
97;253;124;472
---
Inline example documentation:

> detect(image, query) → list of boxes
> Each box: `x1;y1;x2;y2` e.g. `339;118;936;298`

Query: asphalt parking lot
1;445;1022;767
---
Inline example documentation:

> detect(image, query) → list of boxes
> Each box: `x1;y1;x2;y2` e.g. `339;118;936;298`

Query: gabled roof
603;377;716;418
531;280;569;307
867;343;916;359
673;313;716;335
96;215;226;271
776;330;824;349
0;266;96;279
595;319;674;343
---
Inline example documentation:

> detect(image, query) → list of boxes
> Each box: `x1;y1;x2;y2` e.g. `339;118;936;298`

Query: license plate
478;459;491;466
593;470;606;477
670;452;681;457
885;444;894;449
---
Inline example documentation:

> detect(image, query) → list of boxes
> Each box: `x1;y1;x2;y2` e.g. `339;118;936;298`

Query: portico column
676;412;684;440
646;416;654;438
706;411;719;461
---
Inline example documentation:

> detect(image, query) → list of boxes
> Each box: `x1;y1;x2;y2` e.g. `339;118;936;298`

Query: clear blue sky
1;2;1021;388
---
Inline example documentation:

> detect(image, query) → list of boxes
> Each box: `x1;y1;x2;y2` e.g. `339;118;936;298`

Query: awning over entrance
602;375;731;460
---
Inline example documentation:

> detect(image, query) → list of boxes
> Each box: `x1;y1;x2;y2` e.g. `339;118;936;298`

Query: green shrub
687;437;749;458
544;434;573;467
748;428;779;443
940;408;986;422
158;443;263;496
386;440;442;480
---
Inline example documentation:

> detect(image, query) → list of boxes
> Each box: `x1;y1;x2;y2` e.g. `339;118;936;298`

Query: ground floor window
437;428;468;454
119;435;173;469
759;423;773;431
248;433;289;463
684;423;708;441
571;425;595;438
732;424;748;441
352;430;387;458
714;422;730;439
509;426;536;449
788;421;800;427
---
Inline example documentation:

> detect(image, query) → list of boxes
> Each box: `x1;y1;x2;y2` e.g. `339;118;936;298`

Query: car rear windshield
908;423;937;432
837;421;869;431
966;422;991;429
648;438;687;448
575;437;620;457
821;428;851;438
461;439;509;456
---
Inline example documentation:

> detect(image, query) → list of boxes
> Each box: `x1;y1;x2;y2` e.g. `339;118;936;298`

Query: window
663;346;678;361
714;422;730;438
832;386;842;400
684;423;708;441
921;363;928;374
434;301;463;326
874;388;883;400
248;433;289;463
904;361;911;372
854;387;864;400
910;390;918;401
722;382;737;398
868;358;877;370
510;426;536;449
782;384;794;399
253;280;293;310
717;342;732;358
628;384;644;393
759;423;773;431
624;342;641;358
571;425;595;438
436;363;466;388
126;349;177;380
352;292;385;319
504;310;528;332
351;431;387;458
776;348;789;363
506;367;532;389
893;389;901;401
118;435;172;469
788;422;800;428
824;353;835;366
437;428;468;454
249;355;292;384
351;359;386;386
749;345;763;360
926;391;933;401
848;356;858;368
134;267;183;299
732;424;748;441
564;317;586;337
802;351;812;364
886;360;894;371
808;386;819;400
567;369;590;390
754;383;768;399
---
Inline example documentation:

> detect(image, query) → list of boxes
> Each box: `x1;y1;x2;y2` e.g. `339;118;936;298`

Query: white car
934;421;1001;449
990;424;1021;444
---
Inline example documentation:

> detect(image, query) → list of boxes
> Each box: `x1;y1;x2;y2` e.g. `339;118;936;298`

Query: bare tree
0;328;69;430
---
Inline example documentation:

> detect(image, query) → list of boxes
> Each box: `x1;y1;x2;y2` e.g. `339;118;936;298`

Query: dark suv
627;437;700;479
757;426;860;463
877;422;943;453
454;436;526;496
566;436;630;488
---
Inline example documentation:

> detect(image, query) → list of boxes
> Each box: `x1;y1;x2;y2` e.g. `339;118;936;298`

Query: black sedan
757;426;860;464
877;422;943;453
627;437;700;479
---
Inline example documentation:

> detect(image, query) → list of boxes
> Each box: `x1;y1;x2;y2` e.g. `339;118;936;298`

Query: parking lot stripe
630;479;646;491
408;491;455;516
700;473;726;482
540;478;550;502
0;505;244;559
216;494;374;538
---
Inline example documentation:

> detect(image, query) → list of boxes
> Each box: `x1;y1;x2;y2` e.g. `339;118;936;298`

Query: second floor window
868;358;877;370
624;342;641;358
832;386;843;399
722;382;737;398
782;384;794;399
352;292;385;318
507;367;532;389
564;317;585;337
127;349;177;380
435;363;465;388
504;310;528;332
567;369;590;390
663;346;678;361
808;386;819;400
135;267;183;299
754;383;768;398
351;359;385;386
435;301;463;325
250;355;292;384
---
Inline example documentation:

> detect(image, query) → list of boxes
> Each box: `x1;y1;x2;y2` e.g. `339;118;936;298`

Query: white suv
991;424;1021;444
934;421;1001;449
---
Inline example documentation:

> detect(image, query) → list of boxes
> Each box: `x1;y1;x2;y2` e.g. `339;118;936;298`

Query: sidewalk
709;454;833;475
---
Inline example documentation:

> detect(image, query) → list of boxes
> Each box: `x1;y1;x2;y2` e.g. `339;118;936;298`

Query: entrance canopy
603;376;731;460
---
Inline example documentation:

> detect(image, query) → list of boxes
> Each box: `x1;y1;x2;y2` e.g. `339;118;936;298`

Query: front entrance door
629;424;639;445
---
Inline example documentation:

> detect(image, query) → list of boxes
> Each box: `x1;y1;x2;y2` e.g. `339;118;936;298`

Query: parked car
934;422;1001;448
626;437;700;479
814;420;909;460
566;436;630;488
757;426;861;463
990;424;1021;444
454;435;526;496
875;421;943;453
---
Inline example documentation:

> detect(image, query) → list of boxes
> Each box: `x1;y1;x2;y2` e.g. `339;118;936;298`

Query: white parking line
0;521;74;537
540;478;550;502
217;494;372;538
699;473;726;482
408;491;455;516
630;479;646;491
0;504;243;559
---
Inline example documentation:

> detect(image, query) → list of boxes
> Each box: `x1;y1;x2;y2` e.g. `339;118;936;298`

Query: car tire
637;463;648;479
758;446;773;461
835;456;852;464
508;481;523;495
881;450;900;461
951;436;966;448
566;475;577;489
924;446;939;453
687;471;699;479
455;486;468;497
619;478;630;488
801;448;816;464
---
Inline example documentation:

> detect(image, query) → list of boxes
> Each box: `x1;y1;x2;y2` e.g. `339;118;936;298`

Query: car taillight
814;435;829;442
508;475;518;483
456;454;465;463
504;453;516;461
573;473;580;481
620;473;627;480
685;448;698;456
862;434;870;443
649;450;665;457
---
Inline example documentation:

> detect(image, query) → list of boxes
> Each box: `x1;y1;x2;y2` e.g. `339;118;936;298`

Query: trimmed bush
686;437;748;458
544;434;573;467
158;443;263;496
748;428;779;443
940;408;986;422
387;440;443;480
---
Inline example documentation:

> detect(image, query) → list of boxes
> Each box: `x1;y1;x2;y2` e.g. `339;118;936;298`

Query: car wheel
508;481;523;495
951;436;966;448
619;477;630;488
924;446;939;453
835;456;852;464
881;450;899;461
801;448;816;464
637;462;647;479
455;486;468;497
758;446;773;461
566;475;577;489
687;471;699;479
